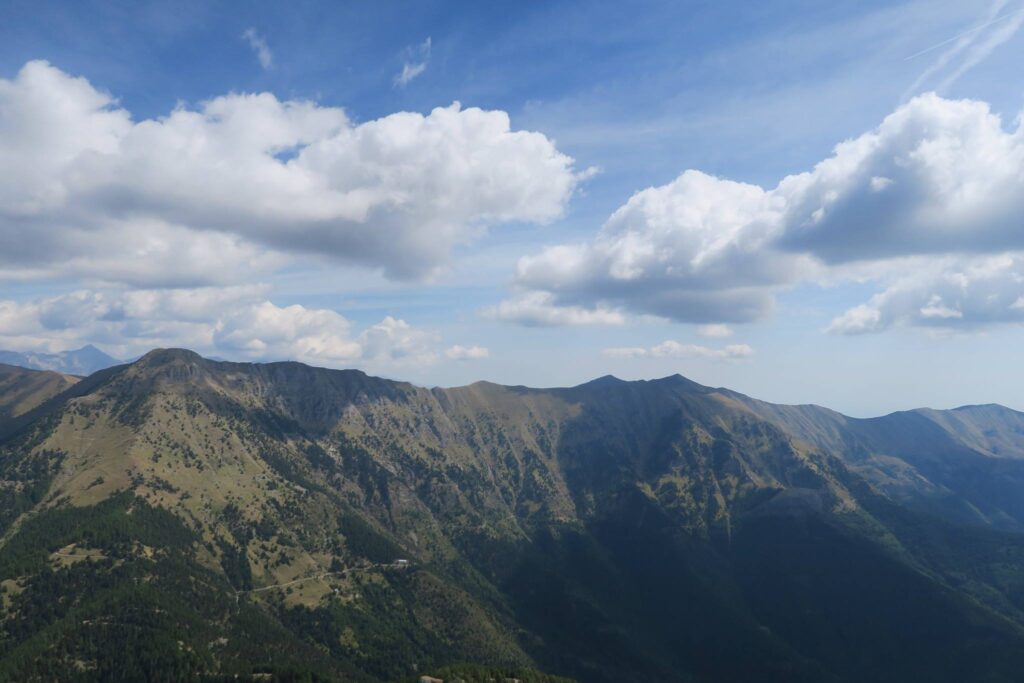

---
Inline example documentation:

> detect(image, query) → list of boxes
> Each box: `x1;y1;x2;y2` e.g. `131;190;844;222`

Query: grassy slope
3;351;1024;680
0;364;78;420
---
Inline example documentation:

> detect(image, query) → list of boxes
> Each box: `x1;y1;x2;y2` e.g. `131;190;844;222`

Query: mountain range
3;350;1024;681
0;345;121;376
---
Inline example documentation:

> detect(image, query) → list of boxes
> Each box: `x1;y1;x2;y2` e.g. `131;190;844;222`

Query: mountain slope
717;389;1024;531
0;363;78;420
917;404;1024;459
0;345;121;376
4;351;1024;681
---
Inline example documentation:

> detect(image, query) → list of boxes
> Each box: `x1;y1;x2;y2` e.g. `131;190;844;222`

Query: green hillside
0;364;78;421
4;350;1024;681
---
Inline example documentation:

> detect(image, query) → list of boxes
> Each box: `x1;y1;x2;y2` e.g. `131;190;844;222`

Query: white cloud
0;286;461;370
507;169;808;324
394;37;431;87
827;255;1024;337
395;62;427;87
775;93;1024;263
242;28;273;70
45;220;285;288
603;341;753;361
215;300;363;364
919;295;963;320
0;61;583;285
503;92;1024;330
825;304;883;335
356;316;440;367
696;324;733;338
827;255;1024;334
486;291;625;327
444;344;489;360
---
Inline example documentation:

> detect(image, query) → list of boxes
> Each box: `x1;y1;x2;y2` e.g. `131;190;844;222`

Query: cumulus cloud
214;299;362;364
444;344;489;360
395;37;431;87
503;92;1024;331
508;169;808;323
603;341;753;361
242;28;273;69
357;316;440;366
827;255;1024;334
0;60;582;285
775;94;1024;263
0;286;265;356
0;286;479;370
485;291;625;327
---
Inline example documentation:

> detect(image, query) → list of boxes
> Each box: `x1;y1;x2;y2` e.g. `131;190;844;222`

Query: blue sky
1;0;1023;415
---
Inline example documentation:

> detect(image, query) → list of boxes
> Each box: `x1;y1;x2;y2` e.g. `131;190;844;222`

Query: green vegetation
0;363;77;421
406;663;576;682
0;494;344;681
337;510;405;563
4;351;1024;681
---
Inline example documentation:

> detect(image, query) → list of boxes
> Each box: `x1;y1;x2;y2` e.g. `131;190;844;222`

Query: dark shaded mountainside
3;350;1024;681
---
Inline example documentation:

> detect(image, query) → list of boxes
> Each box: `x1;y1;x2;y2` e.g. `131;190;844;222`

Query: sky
1;0;1024;416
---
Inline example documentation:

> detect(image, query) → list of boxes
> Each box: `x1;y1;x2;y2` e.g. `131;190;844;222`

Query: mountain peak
124;348;211;387
577;374;625;388
75;343;107;355
136;347;204;365
652;373;709;391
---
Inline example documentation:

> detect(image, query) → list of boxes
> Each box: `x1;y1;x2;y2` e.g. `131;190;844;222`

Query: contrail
936;9;1024;91
905;7;1024;61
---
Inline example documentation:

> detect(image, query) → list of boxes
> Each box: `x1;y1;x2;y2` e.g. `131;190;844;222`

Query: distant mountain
0;344;121;376
717;390;1024;531
4;352;1024;681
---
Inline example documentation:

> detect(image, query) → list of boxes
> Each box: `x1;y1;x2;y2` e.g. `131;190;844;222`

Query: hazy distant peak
0;344;121;376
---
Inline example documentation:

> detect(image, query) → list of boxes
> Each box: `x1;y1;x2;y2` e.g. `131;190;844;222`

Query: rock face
4;350;1024;681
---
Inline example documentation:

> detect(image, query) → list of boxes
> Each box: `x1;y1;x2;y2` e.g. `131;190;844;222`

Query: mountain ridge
4;350;1024;680
0;344;121;376
0;363;79;419
7;345;1023;420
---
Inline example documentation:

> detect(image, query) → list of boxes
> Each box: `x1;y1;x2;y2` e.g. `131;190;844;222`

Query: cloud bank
0;287;467;371
827;255;1024;334
502;92;1024;335
0;60;583;285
